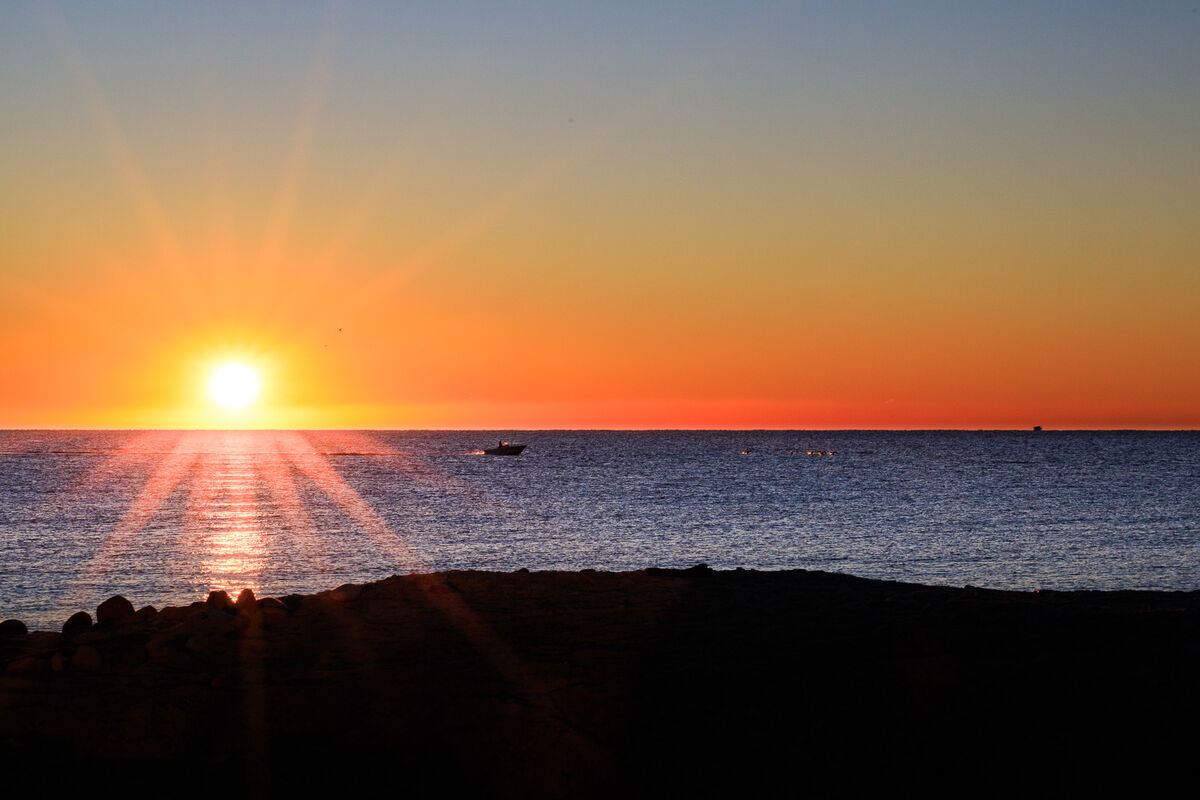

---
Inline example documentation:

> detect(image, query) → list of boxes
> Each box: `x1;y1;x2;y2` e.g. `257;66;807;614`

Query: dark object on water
1033;425;1043;432
484;441;527;456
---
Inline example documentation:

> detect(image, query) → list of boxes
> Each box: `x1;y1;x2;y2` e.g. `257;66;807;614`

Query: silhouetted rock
136;605;157;619
0;619;27;637
3;569;1199;797
329;584;362;603
206;590;235;612
156;605;189;624
185;633;234;661
62;611;92;636
145;634;192;668
236;589;256;609
97;595;135;625
69;646;102;671
5;655;47;673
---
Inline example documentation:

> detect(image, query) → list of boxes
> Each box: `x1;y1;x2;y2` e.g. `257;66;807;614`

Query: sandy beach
2;567;1197;797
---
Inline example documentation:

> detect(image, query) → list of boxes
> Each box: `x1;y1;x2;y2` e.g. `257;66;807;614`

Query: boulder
236;588;257;609
145;637;192;668
117;642;149;668
157;605;189;624
257;597;288;612
70;646;103;670
97;595;136;625
5;655;47;673
206;590;235;611
329;584;363;603
26;631;61;648
62;611;93;636
0;619;28;637
186;633;235;661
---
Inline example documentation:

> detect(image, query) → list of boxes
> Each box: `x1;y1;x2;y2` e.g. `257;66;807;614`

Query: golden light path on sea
58;430;434;608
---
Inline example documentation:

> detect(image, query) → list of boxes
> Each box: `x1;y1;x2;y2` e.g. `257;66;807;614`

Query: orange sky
2;3;1198;429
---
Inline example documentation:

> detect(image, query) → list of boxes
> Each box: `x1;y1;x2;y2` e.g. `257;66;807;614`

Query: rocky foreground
2;567;1198;797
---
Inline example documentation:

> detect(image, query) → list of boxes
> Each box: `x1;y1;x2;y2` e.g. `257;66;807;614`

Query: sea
1;430;1197;630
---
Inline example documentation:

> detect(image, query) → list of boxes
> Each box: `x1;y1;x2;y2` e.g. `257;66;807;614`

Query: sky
1;1;1198;429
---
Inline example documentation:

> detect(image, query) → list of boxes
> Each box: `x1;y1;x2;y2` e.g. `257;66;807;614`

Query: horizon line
2;426;1197;433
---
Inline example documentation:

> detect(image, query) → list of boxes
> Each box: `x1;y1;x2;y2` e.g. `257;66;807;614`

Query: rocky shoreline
3;566;1198;796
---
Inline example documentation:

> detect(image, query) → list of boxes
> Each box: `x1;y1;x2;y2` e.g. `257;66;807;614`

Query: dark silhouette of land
2;567;1197;797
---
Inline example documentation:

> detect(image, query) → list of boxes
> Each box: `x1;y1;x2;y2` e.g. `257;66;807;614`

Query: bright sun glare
208;363;260;409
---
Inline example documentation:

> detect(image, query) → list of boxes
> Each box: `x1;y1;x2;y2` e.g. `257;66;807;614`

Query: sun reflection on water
49;429;516;618
188;442;269;595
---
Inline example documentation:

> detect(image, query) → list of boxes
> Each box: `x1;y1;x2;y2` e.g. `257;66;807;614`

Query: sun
208;363;260;409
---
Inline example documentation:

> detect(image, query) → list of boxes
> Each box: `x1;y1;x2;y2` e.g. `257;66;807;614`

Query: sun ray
255;1;346;316
198;88;239;299
269;432;608;769
38;1;196;304
54;432;198;616
27;428;613;773
305;62;695;328
36;431;182;499
276;431;424;572
260;434;324;557
271;102;455;326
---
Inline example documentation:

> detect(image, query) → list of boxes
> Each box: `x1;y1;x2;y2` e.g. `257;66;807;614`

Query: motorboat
483;441;527;456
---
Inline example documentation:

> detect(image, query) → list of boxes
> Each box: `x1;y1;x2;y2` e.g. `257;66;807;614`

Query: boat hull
483;444;527;456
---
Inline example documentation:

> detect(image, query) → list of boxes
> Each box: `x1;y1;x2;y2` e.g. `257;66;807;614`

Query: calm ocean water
1;430;1197;629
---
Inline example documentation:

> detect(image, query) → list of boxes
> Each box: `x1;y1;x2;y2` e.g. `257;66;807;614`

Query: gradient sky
2;1;1198;428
